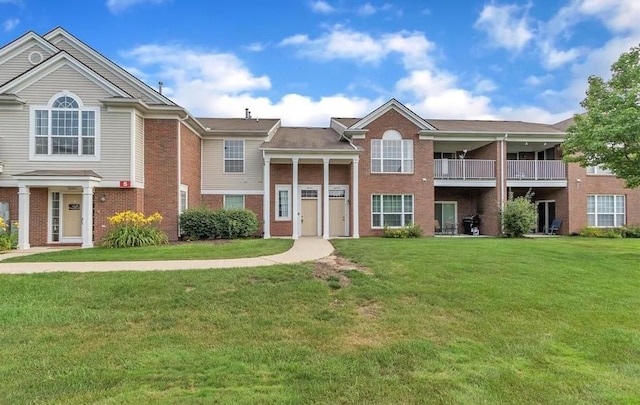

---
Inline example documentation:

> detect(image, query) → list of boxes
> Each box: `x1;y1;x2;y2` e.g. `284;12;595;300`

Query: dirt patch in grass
313;255;371;287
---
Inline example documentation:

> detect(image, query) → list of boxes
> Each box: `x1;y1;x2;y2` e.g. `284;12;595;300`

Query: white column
17;186;30;250
352;158;360;238
81;186;94;248
323;157;330;239
263;156;271;238
292;157;299;239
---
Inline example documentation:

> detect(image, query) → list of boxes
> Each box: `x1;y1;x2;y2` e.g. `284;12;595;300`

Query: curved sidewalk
0;238;335;275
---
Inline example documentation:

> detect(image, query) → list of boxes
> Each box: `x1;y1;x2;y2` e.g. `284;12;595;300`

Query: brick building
1;28;638;248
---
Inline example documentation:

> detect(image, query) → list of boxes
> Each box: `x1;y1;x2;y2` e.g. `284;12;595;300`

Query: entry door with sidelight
60;193;82;242
300;188;320;236
329;188;348;236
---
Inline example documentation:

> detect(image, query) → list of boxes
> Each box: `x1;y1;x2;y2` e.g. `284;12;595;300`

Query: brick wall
180;122;202;209
28;188;48;246
0;187;19;225
352;109;434;236
144;118;180;241
93;188;145;243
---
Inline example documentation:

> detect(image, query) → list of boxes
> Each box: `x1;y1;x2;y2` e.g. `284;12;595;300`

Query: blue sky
1;0;639;126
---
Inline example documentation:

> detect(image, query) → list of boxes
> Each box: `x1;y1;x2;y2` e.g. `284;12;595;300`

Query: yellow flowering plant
0;217;19;251
102;210;168;248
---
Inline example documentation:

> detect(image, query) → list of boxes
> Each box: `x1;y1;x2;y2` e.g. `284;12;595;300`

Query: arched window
371;130;413;173
33;92;97;157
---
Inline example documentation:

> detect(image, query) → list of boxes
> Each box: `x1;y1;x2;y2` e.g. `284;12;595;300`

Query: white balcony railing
434;159;495;180
507;160;566;180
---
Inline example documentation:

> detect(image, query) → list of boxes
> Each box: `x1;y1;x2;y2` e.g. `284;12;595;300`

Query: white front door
61;193;82;242
300;187;320;236
329;187;348;236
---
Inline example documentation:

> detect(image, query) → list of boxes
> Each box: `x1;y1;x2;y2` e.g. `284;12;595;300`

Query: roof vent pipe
245;108;251;119
158;81;163;94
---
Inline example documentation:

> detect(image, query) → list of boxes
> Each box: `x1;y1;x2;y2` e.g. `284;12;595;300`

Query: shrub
579;227;623;238
0;218;18;251
500;191;537;238
213;209;259;239
102;211;168;248
179;208;259;240
179;207;216;240
383;224;423;238
621;226;640;238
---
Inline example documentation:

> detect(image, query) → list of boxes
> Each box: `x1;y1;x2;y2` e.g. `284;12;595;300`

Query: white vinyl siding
135;114;145;184
0;44;54;85
587;195;625;227
0;64;134;181
224;195;245;209
201;138;264;191
371;194;414;228
49;38;161;104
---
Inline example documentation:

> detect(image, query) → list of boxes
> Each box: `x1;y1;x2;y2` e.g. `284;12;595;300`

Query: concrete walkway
0;238;335;275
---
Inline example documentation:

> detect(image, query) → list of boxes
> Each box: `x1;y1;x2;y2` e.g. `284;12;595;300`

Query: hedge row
179;207;259;240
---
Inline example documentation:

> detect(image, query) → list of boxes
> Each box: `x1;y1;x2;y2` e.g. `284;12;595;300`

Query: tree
500;191;537;238
562;44;640;188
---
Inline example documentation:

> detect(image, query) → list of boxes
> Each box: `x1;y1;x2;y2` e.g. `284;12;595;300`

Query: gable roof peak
349;98;436;131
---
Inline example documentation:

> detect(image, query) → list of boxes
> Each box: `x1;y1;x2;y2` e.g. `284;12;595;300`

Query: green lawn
1;237;639;404
0;239;293;262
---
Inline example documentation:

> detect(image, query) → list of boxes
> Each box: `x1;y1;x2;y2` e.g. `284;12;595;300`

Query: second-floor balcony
435;159;495;180
506;160;566;180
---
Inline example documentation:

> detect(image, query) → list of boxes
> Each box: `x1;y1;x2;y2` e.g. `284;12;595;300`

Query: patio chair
444;222;458;235
434;220;441;234
547;218;562;235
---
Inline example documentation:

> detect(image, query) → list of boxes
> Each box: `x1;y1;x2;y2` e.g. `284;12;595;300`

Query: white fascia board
202;189;264;195
0;52;130;97
0;31;58;60
507;180;567;188
351;98;436;130
434;180;497;188
43;28;174;106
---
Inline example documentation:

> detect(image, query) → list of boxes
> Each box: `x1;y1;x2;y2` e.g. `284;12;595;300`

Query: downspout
501;133;508;233
177;114;189;237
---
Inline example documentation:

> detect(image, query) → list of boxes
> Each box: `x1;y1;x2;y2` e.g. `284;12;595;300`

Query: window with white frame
275;185;291;220
371;130;413;173
224;195;245;209
32;93;98;158
371;194;413;228
587;165;614;175
224;139;244;173
179;185;188;214
587;195;625;227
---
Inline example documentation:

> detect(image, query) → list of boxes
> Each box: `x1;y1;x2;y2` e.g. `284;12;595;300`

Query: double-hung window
224;195;245;209
372;194;413;228
32;93;98;159
371;130;413;173
275;185;291;221
587;195;625;227
586;165;613;175
224;139;244;173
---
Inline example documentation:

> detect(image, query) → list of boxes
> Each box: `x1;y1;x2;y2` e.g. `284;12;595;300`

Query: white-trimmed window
587;165;614;175
371;130;413;173
587;195;625;227
179;185;188;214
31;92;99;159
224;139;244;173
372;194;413;228
224;195;245;209
275;185;291;221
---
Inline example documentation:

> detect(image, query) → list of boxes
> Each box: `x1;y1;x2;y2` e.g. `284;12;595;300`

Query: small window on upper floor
224;139;244;173
587;165;613;175
371;130;413;173
31;92;99;160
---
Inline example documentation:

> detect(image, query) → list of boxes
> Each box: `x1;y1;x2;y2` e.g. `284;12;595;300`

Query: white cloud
474;78;498;93
309;0;336;14
280;25;434;69
106;0;166;13
474;3;533;52
2;18;19;32
357;2;377;16
524;74;552;86
244;42;266;52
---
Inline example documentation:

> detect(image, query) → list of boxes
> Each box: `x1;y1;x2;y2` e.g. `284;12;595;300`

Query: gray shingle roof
263;127;359;151
196;117;279;132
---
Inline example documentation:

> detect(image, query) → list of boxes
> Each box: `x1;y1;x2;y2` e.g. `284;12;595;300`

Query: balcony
506;160;566;180
434;159;496;187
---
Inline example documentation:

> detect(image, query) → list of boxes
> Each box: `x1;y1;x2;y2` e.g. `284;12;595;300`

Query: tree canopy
563;44;640;188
